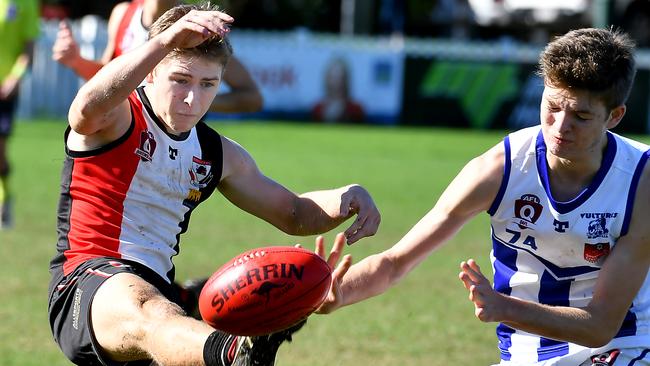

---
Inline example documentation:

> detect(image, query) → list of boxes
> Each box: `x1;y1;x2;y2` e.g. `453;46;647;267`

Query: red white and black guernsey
51;87;223;283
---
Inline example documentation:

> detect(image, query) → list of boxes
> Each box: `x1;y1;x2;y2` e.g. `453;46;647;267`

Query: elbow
579;333;613;349
68;89;99;135
243;91;263;113
581;324;618;348
575;311;620;348
68;104;100;136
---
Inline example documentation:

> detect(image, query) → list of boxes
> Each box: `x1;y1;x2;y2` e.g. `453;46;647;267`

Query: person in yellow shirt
0;0;40;229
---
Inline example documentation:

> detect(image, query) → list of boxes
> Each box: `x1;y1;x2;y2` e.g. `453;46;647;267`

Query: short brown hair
148;2;233;67
538;28;636;109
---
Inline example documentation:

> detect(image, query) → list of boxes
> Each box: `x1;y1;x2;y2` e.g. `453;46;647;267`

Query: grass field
1;120;647;365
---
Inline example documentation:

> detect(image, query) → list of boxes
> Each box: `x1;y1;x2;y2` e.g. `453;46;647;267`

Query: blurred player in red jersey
52;0;262;114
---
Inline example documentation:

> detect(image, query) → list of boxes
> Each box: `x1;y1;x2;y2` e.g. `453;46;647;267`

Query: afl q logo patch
135;130;157;162
514;194;543;230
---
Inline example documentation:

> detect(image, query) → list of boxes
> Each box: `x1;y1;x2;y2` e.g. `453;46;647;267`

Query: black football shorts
0;96;17;137
48;257;179;366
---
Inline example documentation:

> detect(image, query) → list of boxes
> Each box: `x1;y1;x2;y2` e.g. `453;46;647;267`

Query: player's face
146;56;223;135
540;84;624;162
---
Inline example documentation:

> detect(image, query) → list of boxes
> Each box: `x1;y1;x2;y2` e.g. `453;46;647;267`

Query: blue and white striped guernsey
488;126;650;365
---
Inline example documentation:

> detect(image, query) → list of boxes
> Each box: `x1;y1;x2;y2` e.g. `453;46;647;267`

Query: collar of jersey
535;130;616;214
136;86;192;141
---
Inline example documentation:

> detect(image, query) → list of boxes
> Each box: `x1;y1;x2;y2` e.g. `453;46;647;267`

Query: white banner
228;31;405;123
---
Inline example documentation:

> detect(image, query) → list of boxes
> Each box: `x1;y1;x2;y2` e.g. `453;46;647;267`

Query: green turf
1;120;647;365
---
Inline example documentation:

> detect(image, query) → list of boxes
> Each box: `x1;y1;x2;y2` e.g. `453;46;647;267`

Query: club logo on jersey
189;156;213;188
135;130;157;162
584;242;610;264
513;194;543;230
586;217;610;239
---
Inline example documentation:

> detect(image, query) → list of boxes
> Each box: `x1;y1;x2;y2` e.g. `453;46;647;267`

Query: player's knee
91;274;172;355
141;295;186;322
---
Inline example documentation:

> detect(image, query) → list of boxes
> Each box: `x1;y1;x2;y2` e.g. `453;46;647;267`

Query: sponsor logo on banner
419;61;519;129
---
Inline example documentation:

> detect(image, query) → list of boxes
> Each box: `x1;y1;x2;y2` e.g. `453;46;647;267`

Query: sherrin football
198;246;332;336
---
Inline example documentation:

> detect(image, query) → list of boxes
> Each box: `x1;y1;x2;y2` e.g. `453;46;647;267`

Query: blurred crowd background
17;0;650;133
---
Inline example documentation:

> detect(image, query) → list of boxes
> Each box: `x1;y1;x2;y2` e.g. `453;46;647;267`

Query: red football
198;246;332;336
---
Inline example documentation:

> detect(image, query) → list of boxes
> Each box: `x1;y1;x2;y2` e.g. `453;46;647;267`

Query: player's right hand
459;259;508;323
314;233;353;314
52;21;81;68
157;10;233;50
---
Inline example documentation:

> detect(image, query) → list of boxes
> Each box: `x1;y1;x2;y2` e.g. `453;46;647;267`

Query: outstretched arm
459;163;650;347
318;142;506;313
52;3;130;80
0;42;34;99
218;136;380;244
51;20;105;80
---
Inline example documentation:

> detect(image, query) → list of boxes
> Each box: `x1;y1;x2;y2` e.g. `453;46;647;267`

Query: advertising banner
402;55;650;133
227;32;405;124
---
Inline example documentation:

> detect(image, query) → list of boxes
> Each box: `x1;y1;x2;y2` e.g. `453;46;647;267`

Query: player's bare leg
91;272;215;365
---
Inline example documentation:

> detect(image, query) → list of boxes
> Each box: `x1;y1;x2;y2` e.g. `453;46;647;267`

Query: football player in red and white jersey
48;4;376;366
52;0;264;319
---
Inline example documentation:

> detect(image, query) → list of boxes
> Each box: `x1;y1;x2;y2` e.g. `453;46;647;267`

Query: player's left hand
313;233;352;314
157;10;233;50
52;21;81;68
459;259;508;323
339;184;380;244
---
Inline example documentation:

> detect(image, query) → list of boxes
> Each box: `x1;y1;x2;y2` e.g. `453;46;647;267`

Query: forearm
337;252;398;309
9;53;31;80
72;39;169;120
498;296;614;347
291;195;348;235
1;52;32;98
291;185;358;235
66;57;105;80
208;90;263;113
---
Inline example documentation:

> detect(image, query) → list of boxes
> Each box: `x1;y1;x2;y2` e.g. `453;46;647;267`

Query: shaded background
24;0;649;133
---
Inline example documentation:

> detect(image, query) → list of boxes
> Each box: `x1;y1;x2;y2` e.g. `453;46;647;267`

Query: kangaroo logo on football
513;194;543;230
252;282;288;304
134;130;156;162
189;156;213;189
